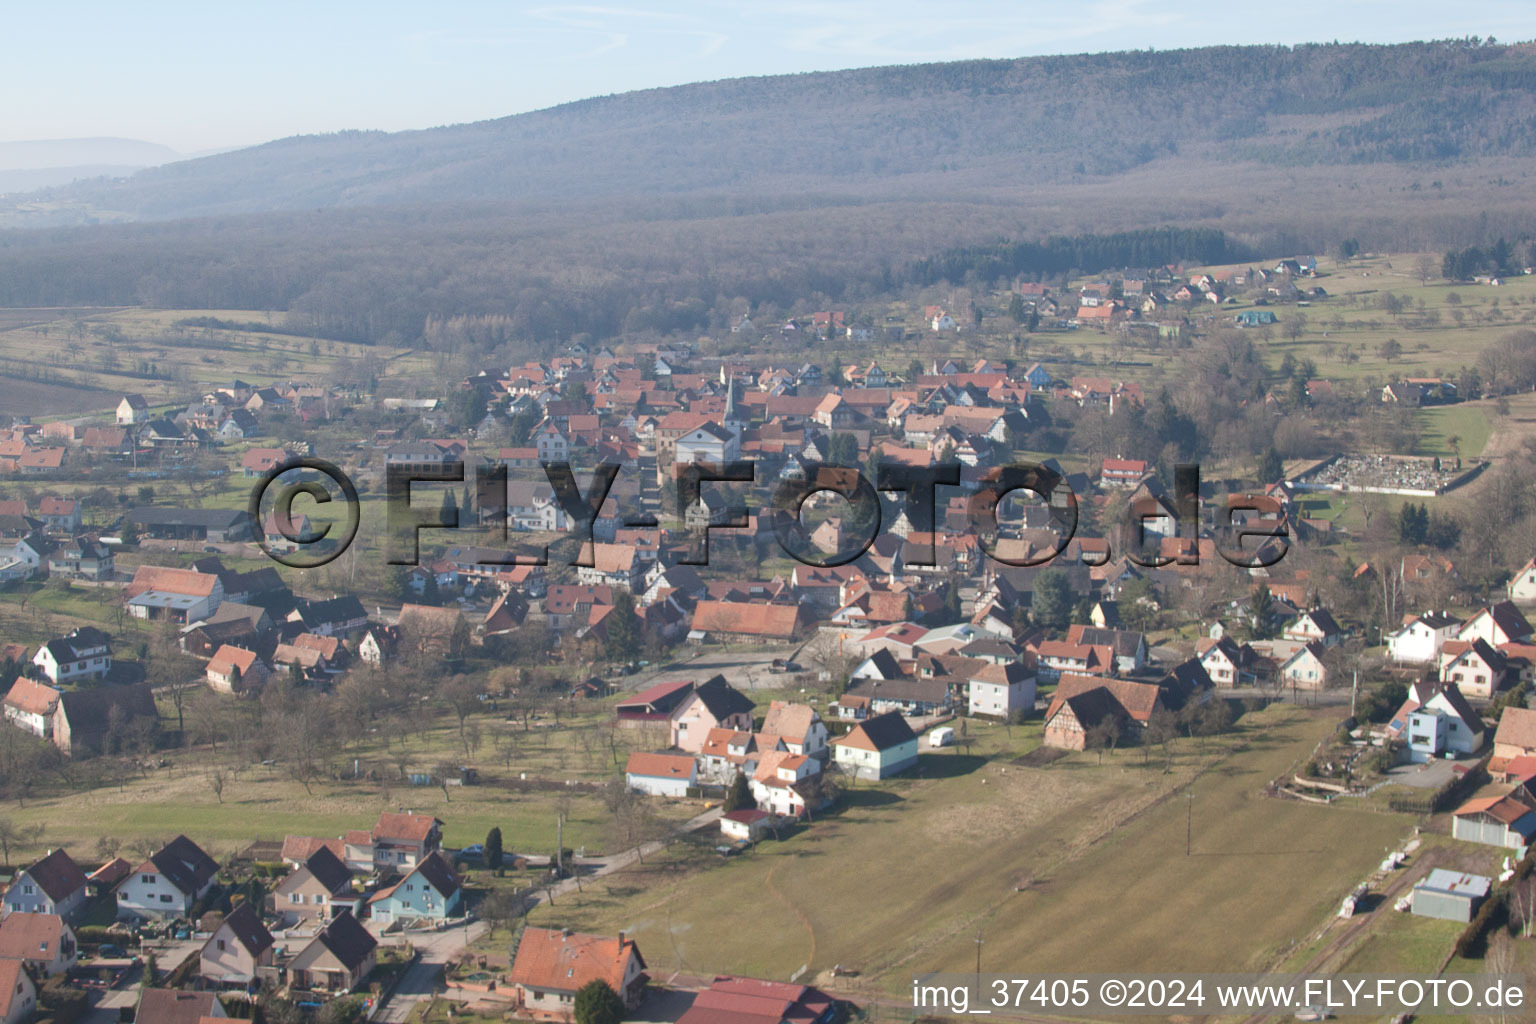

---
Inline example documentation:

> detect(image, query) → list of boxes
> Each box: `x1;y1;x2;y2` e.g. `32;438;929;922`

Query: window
217;940;226;951
142;874;156;884
160;894;173;903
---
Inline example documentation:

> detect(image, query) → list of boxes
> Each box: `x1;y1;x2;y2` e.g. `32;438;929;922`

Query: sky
4;0;1534;155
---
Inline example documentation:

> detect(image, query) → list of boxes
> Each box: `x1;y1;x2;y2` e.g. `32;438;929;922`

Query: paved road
373;920;490;1024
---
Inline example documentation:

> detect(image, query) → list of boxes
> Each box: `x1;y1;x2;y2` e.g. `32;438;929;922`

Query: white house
625;752;696;797
1279;642;1329;691
32;628;112;685
673;421;741;465
749;751;821;818
2;678;60;739
966;662;1036;718
116;394;149;426
1403;683;1485;763
4;849;87;920
0;959;36;1024
1510;558;1536;604
0;912;77;976
115;836;219;921
1387;612;1461;665
1458;602;1534;649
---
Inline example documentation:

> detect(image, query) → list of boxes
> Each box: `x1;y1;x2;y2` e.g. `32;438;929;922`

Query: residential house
116;394;149;426
1440;639;1508;700
35;498;81;534
0;912;76;976
1396;682;1484;763
669;676;756;753
1387;612;1461;665
1493;707;1536;766
1100;458;1147;488
1283;608;1343;647
45;537;114;581
134;990;224;1024
272;847;358;925
759;701;829;759
205;645;268;695
697;729;772;784
624;752;697;797
199;903;275;987
284;911;377;993
0;959;36;1024
1065;626;1146;674
830;712;919;780
3;678;60;739
966;662;1036;719
32;627;112;684
4;848;87;920
370;812;443;871
842;674;951;717
1509;557;1536;604
115;835;219;921
1198;637;1259;687
576;544;643;592
1278;642;1329;691
1043;675;1162;751
508;928;648;1022
1459;602;1534;648
749;750;822;818
366;852;462;924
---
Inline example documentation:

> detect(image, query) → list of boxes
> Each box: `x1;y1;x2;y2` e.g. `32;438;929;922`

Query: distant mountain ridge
8;40;1536;225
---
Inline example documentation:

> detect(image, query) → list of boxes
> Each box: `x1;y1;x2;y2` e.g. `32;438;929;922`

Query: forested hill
9;39;1536;223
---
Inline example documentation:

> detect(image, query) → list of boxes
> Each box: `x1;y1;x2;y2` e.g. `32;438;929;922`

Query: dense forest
9;39;1536;224
2;40;1536;343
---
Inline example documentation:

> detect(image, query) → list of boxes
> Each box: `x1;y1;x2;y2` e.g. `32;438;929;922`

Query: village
2;249;1536;1022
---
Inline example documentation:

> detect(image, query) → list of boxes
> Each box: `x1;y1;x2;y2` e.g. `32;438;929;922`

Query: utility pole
1351;669;1359;719
556;812;564;880
974;931;983;1001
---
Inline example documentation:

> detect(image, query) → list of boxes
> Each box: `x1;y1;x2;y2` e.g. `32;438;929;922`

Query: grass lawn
507;705;1417;994
1417;404;1491;460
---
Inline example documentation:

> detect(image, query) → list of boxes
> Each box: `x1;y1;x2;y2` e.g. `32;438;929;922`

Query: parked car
461;843;485;858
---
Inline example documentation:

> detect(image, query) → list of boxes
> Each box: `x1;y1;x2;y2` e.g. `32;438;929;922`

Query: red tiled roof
510;928;644;995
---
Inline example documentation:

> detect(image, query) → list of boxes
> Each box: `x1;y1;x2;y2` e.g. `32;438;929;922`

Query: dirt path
763;860;816;968
1229;843;1452;1024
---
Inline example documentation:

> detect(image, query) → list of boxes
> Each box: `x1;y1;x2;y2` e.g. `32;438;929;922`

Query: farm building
1452;793;1536;848
1411;869;1490;922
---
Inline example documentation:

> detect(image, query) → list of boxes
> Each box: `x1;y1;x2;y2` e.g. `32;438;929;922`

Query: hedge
1456;889;1509;959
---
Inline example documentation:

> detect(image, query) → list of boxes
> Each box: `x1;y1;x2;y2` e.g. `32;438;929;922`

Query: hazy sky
5;0;1533;154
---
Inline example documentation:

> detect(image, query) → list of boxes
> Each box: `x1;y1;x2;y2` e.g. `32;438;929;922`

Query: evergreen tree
1031;569;1073;629
1257;447;1284;484
574;981;625;1024
485;827;504;871
723;771;753;813
1008;293;1027;323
